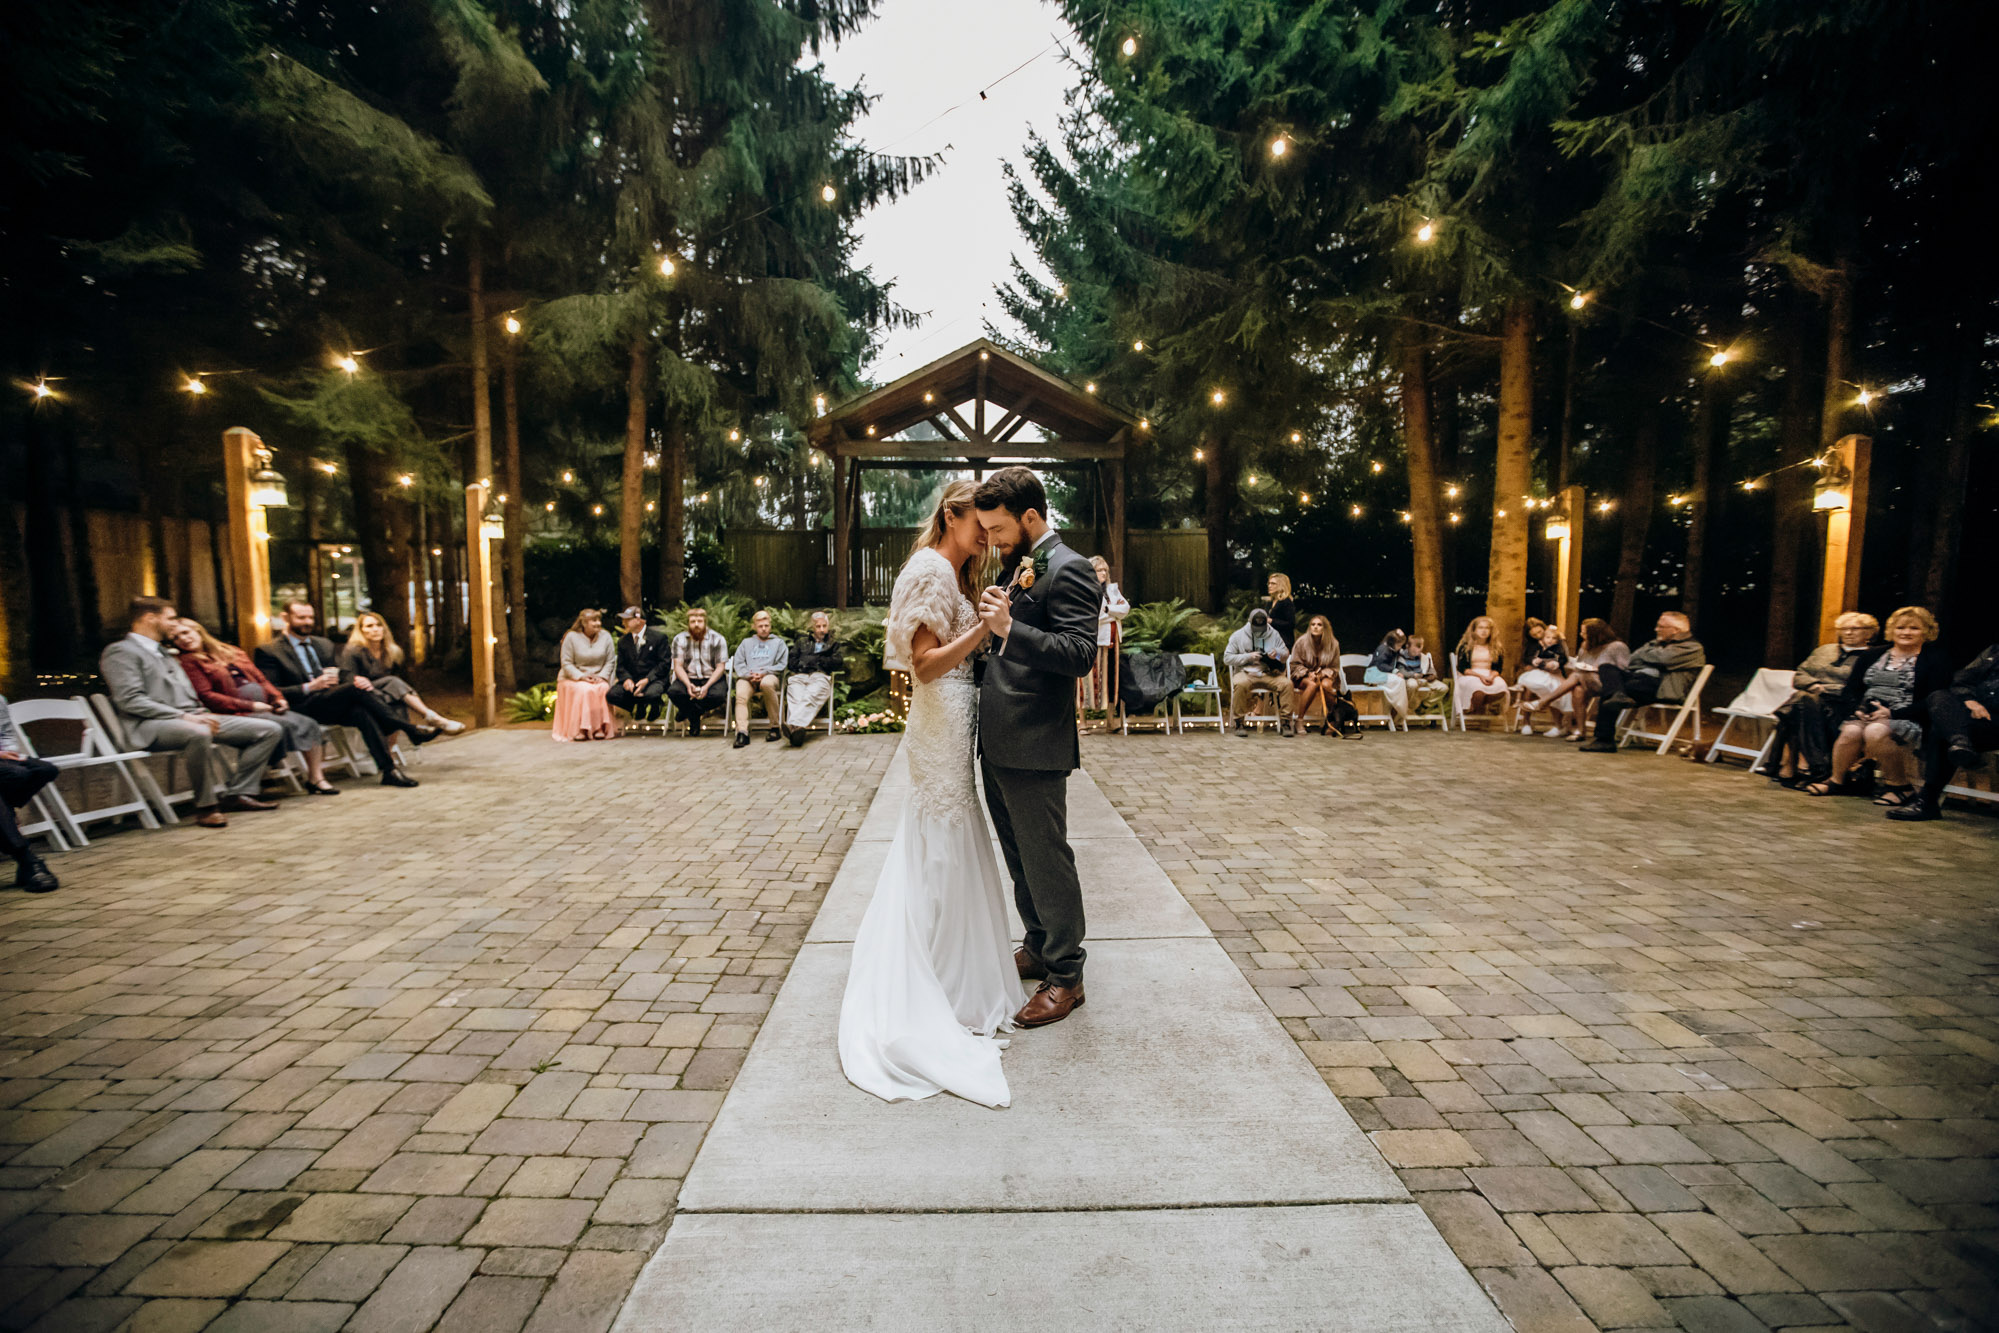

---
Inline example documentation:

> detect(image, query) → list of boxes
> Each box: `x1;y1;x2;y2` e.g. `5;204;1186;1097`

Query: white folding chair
1117;660;1177;735
1617;664;1715;756
14;698;167;844
1169;653;1225;733
1706;668;1798;771
1340;654;1401;730
86;695;181;824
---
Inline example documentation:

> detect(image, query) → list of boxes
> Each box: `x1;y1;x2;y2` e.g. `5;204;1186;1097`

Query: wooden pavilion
806;338;1138;607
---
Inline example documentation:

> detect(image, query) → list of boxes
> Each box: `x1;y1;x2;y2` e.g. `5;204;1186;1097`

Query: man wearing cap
607;606;670;723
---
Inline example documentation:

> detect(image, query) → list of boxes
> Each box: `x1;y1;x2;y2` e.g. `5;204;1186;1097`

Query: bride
838;480;1024;1108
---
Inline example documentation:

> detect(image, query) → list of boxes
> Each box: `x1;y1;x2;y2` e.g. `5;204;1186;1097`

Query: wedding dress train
838;548;1024;1108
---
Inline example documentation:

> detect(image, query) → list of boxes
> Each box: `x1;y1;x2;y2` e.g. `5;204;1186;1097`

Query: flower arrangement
835;698;905;734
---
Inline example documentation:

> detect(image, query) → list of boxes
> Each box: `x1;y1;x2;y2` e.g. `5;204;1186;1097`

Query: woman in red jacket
169;619;339;794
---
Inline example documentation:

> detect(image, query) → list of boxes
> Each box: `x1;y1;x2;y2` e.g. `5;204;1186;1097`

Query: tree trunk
23;403;76;670
1611;403;1659;639
1681;369;1729;632
1484;297;1534;669
661;416;687;604
1766;314;1819;664
1557;318;1579;491
60;409;102;650
502;340;528;668
437;500;463;657
1401;338;1447;655
409;504;431;664
346;443;412;648
620;336;649;608
468;233;515;691
1920;317;1979;610
1819;261;1855;454
1203;430;1229;612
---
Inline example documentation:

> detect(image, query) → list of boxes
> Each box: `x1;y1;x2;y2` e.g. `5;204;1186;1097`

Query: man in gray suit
99;596;286;828
974;467;1100;1029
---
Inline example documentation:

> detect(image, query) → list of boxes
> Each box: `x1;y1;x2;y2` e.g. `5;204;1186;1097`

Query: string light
184;378;207;395
334;354;360;375
754;475;767;487
645;501;656;512
1055;283;1067;299
814;394;827;414
1132;339;1145;352
923;390;935;403
979;350;990;361
316;461;338;475
1290;431;1302;443
1138;418;1150;431
561;470;575;483
1085;381;1098;394
700;492;710;502
1708;348;1731;368
1741;479;1759;492
1121;35;1137;57
644;453;658;469
1856;388;1874;406
1300;492;1311;503
1444;484;1459;498
1193;448;1205;461
30;380;53;399
1371;460;1383;474
431;547;442;556
820;184;838;203
659;256;676;278
1496;508;1507;518
544;501;556;511
397;473;414;487
1415;220;1437;244
1668;494;1687;506
504;315;521;335
865;424;877;436
1447;512;1461;524
1210;388;1226;406
728;428;741;442
1269;136;1289;158
591;503;604;515
1596;500;1615;513
1399;511;1411;523
1349;504;1362;517
497;493;507;504
1569;291;1590;310
1247;474;1258;484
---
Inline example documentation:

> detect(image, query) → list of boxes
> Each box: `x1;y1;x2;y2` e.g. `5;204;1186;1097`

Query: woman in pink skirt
552;608;618;741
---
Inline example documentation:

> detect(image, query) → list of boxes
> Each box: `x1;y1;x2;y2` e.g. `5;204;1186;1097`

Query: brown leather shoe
1014;947;1047;982
1014;981;1084;1028
219;795;278;812
194;809;228;828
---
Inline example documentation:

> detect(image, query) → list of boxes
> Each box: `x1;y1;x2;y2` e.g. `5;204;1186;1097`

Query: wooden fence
721;527;1209;609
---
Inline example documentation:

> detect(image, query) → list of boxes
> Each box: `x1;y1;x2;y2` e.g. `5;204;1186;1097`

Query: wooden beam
1108;456;1128;582
1552;483;1583;638
836;439;1121;462
926;414;961;442
975;354;987;436
221;427;273;650
832;452;850;609
943;405;981;444
463;481;497;728
1816;434;1872;644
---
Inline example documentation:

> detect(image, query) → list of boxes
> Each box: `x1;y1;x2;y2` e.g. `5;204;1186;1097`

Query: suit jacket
616;629;669;686
254;634;349;705
100;636;203;746
979;535;1098;771
179;653;283;714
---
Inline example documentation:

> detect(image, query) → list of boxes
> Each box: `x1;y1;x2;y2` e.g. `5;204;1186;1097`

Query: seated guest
667;607;729;735
1529;617;1624;739
1890;640;1999;822
553;608;618;741
1291;615;1345;734
1399;634;1449;715
1809;605;1950;805
104;596;288;824
1454;615;1510;717
608;606;669;721
1578;612;1705;752
1226;606;1295;737
256;600;426;786
1769;612;1876;787
1364;628;1415;724
784;610;841;745
1514;620;1574;736
729;609;789;749
0;695;61;891
339;611;464;733
170;618;337;795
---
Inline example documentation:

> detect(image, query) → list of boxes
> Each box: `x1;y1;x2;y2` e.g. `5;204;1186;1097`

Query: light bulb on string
1193;448;1205;461
1210;388;1226;406
1300;492;1311;503
184;377;207;395
335;354;360;375
728;428;741;442
504;315;521;335
1399;511;1411;523
544;501;555;512
1597;500;1615;513
1569;291;1590;311
1121;35;1137;56
1085;382;1098;394
1856;388;1874;406
1290;431;1302;443
821;184;838;203
1371;460;1383;474
561;470;574;484
814;394;827;414
645;501;655;512
659;255;676;278
397;474;414;488
1138;418;1150;431
1269;136;1289;158
1447;512;1461;524
1349;504;1362;517
1742;479;1759;492
30;380;53;400
1708;348;1732;368
1415;220;1437;244
1133;339;1144;352
1444;484;1458;498
591;504;604;516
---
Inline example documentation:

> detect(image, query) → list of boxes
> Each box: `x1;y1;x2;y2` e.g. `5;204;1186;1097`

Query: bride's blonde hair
911;479;988;598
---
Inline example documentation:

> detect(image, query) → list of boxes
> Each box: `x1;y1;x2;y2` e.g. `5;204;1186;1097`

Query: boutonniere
1015;547;1050;591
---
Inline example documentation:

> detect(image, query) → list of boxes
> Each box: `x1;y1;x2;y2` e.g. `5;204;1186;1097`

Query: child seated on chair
1454;615;1511;718
1515;621;1576;737
1399;635;1448;715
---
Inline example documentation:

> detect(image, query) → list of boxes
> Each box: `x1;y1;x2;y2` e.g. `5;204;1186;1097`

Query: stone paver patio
1088;729;1999;1333
2;723;1995;1332
0;730;892;1332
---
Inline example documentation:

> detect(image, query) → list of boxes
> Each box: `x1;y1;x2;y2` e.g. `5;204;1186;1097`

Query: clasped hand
978;586;1013;639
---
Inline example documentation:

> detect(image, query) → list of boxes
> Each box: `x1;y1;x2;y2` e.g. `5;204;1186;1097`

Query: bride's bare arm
910;620;988;684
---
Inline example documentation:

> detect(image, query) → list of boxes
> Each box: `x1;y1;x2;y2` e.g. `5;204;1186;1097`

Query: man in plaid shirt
668;608;729;735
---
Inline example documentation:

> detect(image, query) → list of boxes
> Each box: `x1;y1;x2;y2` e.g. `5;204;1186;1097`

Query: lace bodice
886;549;981;823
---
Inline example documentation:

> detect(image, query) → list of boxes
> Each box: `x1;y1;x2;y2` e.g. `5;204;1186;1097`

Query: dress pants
607;679;667;720
1;757;60;860
668;680;727;721
980;756;1086;988
734;676;781;731
1592;663;1663;743
785;672;836;729
1230;670;1294;719
1917;691;1999;806
296;684;402;773
146;715;286;806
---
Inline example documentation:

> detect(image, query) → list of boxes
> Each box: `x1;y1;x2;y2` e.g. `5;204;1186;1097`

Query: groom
974;467;1100;1028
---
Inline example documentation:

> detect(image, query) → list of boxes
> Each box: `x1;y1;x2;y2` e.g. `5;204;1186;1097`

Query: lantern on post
1544;484;1584;638
223;427;284;648
1815;435;1871;644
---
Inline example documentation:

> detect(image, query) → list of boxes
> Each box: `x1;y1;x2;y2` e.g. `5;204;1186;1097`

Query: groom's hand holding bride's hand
978;586;1013;641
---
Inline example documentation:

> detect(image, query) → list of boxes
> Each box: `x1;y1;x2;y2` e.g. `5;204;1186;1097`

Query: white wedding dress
838;547;1025;1108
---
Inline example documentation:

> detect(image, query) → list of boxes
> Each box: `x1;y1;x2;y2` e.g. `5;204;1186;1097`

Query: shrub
504;681;557;722
1120;598;1206;654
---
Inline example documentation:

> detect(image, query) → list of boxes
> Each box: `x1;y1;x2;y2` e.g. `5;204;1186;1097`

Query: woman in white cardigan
1079;554;1131;725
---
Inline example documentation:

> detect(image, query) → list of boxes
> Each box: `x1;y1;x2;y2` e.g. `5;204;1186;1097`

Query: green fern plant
503;682;558;722
1119;599;1206;654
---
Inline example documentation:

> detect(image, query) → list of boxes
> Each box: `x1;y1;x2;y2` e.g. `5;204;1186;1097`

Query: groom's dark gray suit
979;532;1099;989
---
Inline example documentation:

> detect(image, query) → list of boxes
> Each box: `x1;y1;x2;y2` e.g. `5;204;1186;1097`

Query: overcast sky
820;0;1078;382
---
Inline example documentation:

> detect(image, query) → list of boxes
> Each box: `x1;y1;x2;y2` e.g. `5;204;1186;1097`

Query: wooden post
1551;483;1584;640
222;427;273;649
832;445;850;609
1815;433;1871;646
465;481;498;728
1107;454;1128;583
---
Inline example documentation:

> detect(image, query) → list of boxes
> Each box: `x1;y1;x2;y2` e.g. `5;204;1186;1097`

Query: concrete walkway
613;745;1508;1331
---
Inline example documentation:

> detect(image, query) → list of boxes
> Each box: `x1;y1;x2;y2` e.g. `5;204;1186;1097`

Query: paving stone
116;1297;229;1332
4;1213;161;1267
519;1249;645;1333
1465;1167;1597;1214
1752;1233;1916;1291
284;1242;408;1302
1551;1265;1675;1328
1654;1213;1803;1294
1541;1213;1689;1267
592;1179;677;1226
381;1197;487;1246
268;1193;414;1243
434;1273;546;1333
1656;1295;1774;1332
205;1299;354;1332
463;1198;595;1249
345;1244;484;1333
1472;1265;1596;1333
122;1240;291;1297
